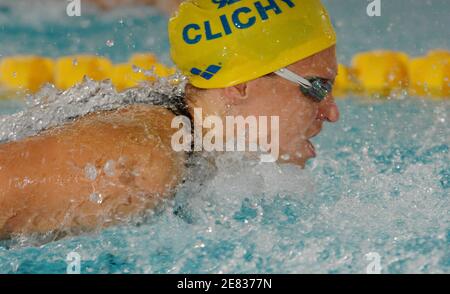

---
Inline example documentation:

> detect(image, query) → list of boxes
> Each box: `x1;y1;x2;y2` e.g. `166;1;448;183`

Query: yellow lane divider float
337;49;449;99
352;51;410;97
0;53;175;97
0;56;54;93
55;55;113;90
408;50;450;98
112;53;175;91
0;50;449;99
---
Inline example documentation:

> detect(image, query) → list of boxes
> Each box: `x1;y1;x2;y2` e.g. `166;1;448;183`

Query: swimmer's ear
223;83;249;103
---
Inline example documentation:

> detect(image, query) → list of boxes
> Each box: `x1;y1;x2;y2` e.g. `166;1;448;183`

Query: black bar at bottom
0;274;445;292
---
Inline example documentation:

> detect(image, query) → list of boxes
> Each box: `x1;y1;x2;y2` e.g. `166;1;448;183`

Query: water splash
0;75;449;273
0;73;186;144
0;0;448;275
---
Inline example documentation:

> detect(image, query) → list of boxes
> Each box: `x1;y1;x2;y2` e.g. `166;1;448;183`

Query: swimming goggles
274;68;333;102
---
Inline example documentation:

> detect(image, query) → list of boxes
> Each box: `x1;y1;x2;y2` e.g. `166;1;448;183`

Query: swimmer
0;0;339;239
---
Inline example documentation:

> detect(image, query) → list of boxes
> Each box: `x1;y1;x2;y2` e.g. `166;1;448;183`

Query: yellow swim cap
169;0;336;89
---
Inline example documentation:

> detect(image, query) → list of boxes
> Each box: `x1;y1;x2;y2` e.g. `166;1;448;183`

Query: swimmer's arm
0;105;185;239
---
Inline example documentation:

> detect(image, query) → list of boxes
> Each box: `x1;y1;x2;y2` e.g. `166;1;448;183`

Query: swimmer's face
224;46;340;167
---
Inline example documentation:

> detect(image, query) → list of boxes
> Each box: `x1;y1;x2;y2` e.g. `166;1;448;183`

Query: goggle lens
300;77;333;102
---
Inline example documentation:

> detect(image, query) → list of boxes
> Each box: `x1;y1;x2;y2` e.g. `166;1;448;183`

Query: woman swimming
0;0;339;239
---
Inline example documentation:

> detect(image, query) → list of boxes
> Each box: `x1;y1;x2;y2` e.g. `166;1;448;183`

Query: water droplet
281;154;290;161
194;241;206;249
106;39;115;47
132;64;142;73
104;160;116;177
85;163;97;181
89;192;103;204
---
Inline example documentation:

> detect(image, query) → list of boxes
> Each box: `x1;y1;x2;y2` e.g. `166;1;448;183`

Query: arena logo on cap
183;0;296;45
190;64;222;80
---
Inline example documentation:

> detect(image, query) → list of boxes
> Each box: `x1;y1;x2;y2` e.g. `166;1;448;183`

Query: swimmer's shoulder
88;104;180;149
63;104;185;168
0;104;186;193
0;104;185;237
43;104;178;145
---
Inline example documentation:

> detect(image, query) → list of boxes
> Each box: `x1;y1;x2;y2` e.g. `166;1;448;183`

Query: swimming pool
0;0;449;274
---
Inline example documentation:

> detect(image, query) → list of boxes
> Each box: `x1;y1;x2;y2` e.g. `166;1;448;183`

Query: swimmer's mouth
306;140;317;158
305;126;322;158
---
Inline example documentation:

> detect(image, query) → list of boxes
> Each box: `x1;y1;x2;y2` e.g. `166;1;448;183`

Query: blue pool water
0;0;449;273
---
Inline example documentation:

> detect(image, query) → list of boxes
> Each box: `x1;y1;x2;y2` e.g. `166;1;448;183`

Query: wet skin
0;106;184;238
189;45;340;167
0;47;339;238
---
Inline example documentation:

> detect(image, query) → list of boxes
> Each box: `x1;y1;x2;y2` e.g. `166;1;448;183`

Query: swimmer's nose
317;96;340;122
